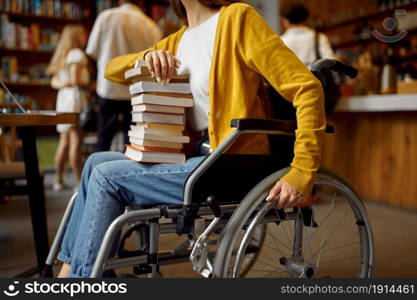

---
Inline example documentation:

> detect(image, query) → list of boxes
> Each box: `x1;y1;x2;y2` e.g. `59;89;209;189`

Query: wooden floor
1;172;417;278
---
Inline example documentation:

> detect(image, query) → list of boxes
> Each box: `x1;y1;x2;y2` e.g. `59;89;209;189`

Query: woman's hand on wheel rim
144;50;181;85
267;180;306;209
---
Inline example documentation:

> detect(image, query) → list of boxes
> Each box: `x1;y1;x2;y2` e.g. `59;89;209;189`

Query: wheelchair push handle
311;59;358;79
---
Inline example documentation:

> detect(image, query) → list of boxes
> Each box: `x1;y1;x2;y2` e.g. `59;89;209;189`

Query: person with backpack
281;4;335;68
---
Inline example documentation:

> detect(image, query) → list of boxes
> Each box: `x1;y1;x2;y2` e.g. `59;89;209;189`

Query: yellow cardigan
105;3;326;198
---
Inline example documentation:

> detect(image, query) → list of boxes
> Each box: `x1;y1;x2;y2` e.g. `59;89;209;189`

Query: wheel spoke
265;228;292;252
309;209;353;264
272;207;292;246
319;256;360;265
261;240;290;257
320;240;360;254
218;175;372;278
307;189;338;242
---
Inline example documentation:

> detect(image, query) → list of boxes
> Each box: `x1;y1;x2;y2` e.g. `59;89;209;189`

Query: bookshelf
281;0;417;67
1;47;54;56
0;0;96;112
3;80;50;87
317;1;417;32
0;11;82;23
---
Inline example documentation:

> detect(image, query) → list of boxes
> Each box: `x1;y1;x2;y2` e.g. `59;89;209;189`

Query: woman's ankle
58;263;72;278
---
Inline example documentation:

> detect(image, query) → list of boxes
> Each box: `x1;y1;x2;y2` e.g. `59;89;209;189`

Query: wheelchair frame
43;59;373;278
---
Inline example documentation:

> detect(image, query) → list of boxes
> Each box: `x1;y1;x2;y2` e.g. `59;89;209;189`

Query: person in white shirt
47;25;91;192
281;4;335;68
86;0;162;151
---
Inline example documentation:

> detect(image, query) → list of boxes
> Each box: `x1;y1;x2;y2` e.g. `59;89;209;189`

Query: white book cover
129;81;191;95
128;130;189;144
132;104;185;115
130;125;183;136
131;112;185;126
125;62;189;81
131;93;193;108
131;123;184;131
129;137;183;149
125;146;185;164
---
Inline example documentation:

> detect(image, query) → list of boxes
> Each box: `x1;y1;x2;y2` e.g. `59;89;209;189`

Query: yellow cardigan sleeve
104;27;186;85
238;7;326;198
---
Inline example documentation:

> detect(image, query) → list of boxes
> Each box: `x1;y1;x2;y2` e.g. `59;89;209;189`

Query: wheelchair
42;59;374;278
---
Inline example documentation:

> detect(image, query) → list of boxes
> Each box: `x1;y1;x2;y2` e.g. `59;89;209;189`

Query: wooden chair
0;162;44;201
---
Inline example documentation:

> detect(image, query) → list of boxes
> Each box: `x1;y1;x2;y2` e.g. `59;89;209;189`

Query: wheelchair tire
213;168;374;278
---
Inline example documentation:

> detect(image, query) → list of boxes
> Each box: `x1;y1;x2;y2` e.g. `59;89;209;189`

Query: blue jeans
57;151;205;277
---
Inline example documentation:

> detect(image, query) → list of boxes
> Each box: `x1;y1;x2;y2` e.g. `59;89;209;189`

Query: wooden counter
322;99;417;209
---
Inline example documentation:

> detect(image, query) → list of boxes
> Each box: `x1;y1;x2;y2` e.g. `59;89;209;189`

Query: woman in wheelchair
57;0;326;278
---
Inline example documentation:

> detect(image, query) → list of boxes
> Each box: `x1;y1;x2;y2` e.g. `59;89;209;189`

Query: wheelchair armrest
231;118;334;134
183;119;333;206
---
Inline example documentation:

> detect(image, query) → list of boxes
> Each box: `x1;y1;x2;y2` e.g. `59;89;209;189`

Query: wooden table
0;112;77;277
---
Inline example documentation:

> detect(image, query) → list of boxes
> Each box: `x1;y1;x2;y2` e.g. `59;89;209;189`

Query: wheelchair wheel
213;168;374;278
217;221;266;278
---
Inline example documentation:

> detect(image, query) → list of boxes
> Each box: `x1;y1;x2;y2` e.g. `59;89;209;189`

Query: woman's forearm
51;76;66;89
69;63;85;87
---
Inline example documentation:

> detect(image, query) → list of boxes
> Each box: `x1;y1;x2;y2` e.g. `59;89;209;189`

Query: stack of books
124;62;193;164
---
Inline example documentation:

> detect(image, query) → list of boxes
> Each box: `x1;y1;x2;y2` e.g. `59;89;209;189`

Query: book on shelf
0;13;56;51
1;56;18;80
128;130;190;144
129;137;183;150
131;112;185;126
129;81;191;96
131;93;193;107
0;0;82;19
132;103;185;115
96;0;114;15
124;145;186;164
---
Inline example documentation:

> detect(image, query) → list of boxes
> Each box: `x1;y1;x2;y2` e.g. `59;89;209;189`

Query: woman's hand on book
266;180;307;209
144;50;181;85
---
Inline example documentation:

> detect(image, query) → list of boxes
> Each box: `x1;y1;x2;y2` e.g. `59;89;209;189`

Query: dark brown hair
170;0;242;22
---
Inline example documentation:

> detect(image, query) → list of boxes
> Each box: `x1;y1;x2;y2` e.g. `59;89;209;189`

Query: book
124;145;185;164
130;125;183;137
125;63;189;82
129;81;191;96
131;93;193;107
128;143;181;153
128;130;190;144
132;123;185;132
131;112;185;126
129;137;183;149
132;104;185;115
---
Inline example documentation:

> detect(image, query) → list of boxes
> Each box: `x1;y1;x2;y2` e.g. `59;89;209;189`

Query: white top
57;48;89;86
86;3;162;100
55;48;90;132
281;26;335;68
176;12;220;132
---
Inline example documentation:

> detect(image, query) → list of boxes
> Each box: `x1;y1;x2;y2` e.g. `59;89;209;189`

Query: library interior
0;0;417;278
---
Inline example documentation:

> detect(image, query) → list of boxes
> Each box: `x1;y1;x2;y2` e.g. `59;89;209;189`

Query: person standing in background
86;0;162;151
281;4;335;68
47;25;90;192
